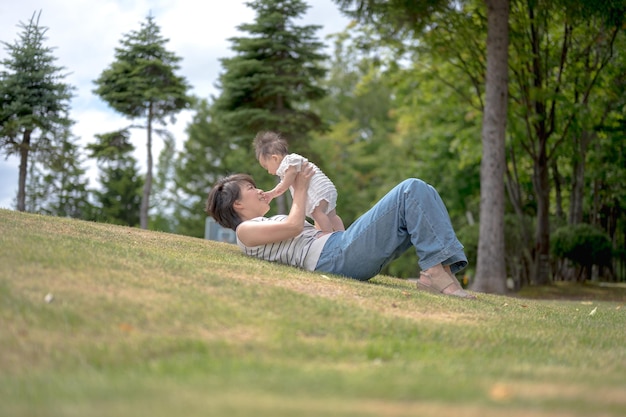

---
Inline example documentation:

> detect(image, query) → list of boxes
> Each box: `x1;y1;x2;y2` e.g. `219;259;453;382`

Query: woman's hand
236;163;313;247
292;162;314;196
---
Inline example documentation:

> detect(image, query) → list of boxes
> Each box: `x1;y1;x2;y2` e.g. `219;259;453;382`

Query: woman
205;164;475;299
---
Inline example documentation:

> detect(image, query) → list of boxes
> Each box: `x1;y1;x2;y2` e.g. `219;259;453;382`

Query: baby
253;131;345;233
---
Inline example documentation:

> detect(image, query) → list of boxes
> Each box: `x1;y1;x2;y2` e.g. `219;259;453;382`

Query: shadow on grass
514;281;626;302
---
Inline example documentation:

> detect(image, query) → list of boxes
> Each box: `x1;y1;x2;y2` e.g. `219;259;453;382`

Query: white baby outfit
276;153;338;216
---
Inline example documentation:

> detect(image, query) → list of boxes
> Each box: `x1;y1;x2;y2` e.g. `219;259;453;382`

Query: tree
505;0;626;285
213;0;329;214
0;11;74;211
473;0;509;293
334;0;510;293
93;14;191;229
173;98;239;237
87;130;143;227
26;130;93;218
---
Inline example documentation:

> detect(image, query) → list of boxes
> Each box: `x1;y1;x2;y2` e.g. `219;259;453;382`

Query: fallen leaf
119;323;134;333
489;384;512;401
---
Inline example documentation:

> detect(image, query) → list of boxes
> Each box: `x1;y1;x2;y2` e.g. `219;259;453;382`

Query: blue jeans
314;178;467;281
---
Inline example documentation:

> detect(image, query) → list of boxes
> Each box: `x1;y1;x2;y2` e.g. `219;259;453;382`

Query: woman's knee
402;178;428;194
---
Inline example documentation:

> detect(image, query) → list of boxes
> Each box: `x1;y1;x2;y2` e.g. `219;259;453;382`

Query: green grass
1;208;625;417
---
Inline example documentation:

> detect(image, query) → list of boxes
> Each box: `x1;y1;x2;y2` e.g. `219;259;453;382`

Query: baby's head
253;131;289;175
253;131;288;159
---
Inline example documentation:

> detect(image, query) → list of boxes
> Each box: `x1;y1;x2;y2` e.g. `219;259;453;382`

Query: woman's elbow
286;222;304;237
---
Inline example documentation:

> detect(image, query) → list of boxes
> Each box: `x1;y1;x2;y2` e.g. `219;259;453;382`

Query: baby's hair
253;131;289;160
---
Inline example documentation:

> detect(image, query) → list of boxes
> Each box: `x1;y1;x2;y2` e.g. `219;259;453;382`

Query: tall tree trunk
472;0;509;294
141;104;154;230
17;130;33;212
552;160;564;221
569;131;591;225
532;140;551;285
505;145;533;286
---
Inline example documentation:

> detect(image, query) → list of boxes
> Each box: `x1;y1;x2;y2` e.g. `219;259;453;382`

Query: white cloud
0;0;350;210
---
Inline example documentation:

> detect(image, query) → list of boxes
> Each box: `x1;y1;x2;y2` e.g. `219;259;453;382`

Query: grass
1;208;625;417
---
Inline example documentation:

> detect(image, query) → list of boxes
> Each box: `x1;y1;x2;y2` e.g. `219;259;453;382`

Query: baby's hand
261;191;274;203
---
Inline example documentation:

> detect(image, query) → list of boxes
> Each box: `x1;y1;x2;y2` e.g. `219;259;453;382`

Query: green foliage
214;0;328;150
93;14;191;229
389;54;483;224
92;161;143;227
93;14;191;123
333;0;453;39
310;28;401;226
456;222;478;274
457;213;536;288
150;132;177;233
173;99;255;237
87;130;143;227
0;11;75;211
505;0;626;282
0;12;74;144
551;223;613;272
26;131;94;219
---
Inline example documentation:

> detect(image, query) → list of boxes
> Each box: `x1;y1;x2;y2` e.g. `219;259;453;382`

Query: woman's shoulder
242;215;287;223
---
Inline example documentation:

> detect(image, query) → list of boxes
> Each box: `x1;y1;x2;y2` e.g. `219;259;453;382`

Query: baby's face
259;154;281;175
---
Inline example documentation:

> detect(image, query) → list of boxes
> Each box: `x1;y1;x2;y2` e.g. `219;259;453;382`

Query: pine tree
0;11;74;211
173;99;237;237
87;130;143;227
29;131;93;218
93;14;191;229
214;0;329;149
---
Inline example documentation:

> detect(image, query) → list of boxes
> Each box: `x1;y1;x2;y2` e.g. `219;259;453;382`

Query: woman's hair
205;174;256;231
253;131;289;160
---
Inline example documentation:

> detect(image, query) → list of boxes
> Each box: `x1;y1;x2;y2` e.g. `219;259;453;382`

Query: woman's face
235;180;270;218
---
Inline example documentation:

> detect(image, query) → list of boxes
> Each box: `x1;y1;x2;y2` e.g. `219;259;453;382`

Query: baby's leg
327;209;345;231
310;201;333;232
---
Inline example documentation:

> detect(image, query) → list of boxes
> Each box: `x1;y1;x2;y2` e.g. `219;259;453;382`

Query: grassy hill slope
1;209;624;417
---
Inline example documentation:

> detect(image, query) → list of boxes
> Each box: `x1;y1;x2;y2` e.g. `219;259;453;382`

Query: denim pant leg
314;178;467;281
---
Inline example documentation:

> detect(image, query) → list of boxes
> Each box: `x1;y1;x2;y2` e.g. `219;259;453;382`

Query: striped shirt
236;215;331;271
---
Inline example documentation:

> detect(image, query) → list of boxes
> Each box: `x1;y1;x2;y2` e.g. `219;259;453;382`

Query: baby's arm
263;166;298;201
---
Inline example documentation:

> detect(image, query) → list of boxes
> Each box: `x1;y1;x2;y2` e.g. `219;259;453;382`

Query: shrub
551;223;612;280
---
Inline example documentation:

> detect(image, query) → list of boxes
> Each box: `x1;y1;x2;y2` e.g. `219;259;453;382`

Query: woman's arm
237;163;313;247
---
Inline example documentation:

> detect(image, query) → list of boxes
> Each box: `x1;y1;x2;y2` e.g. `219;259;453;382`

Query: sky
0;0;351;209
